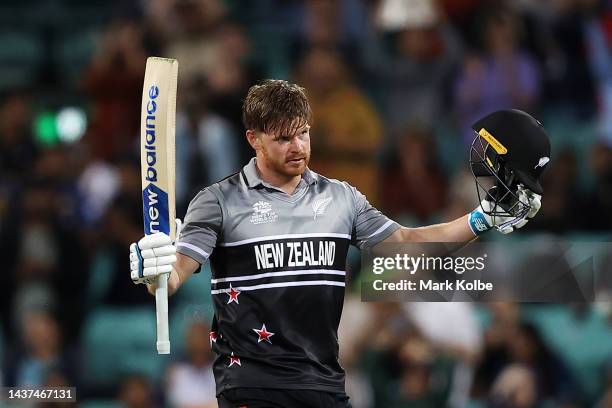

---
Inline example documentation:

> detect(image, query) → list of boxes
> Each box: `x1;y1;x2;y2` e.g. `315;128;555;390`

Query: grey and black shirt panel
176;163;400;393
175;187;222;264
177;175;400;264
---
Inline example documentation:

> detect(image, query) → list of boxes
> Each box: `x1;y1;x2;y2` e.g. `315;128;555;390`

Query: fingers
498;223;519;234
496;212;530;234
133;241;173;256
142;264;173;277
484;185;542;235
496;213;532;234
497;219;516;234
142;255;177;268
135;233;176;258
513;186;542;222
527;193;542;219
129;243;144;281
140;245;176;258
514;218;529;229
131;262;173;282
480;199;495;213
131;232;177;284
130;268;142;281
139;232;172;250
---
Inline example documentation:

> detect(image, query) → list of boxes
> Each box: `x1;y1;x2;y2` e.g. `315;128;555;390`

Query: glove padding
130;219;182;284
470;186;541;235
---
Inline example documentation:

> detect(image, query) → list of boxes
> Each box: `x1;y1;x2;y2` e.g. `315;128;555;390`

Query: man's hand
130;232;177;284
469;186;542;235
130;219;199;296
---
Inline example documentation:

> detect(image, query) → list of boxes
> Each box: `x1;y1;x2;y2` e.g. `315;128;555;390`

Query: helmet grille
469;131;531;225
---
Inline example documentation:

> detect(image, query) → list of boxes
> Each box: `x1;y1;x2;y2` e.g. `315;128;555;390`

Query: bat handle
155;274;170;354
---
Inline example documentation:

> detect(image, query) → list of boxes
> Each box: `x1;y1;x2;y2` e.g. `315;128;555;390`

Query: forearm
387;214;477;244
146;268;182;297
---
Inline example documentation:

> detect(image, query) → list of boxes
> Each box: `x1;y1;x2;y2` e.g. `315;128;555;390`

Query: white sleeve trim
366;220;394;239
176;242;210;260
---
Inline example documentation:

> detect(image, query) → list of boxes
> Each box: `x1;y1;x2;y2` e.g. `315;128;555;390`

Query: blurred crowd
2;0;612;407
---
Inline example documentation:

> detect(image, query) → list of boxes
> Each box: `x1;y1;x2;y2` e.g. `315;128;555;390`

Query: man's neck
255;159;302;196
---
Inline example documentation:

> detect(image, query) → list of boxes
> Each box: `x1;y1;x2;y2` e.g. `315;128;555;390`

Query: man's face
257;123;311;178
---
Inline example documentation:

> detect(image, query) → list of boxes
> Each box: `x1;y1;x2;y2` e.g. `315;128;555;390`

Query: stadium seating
0;1;109;91
53;28;100;86
169;302;214;357
0;30;44;90
525;305;612;399
86;251;116;309
82;308;167;387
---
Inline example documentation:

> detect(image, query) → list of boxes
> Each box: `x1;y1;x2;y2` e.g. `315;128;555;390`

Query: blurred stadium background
1;0;612;407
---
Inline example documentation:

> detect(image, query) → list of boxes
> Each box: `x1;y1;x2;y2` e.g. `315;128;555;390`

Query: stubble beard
262;146;310;178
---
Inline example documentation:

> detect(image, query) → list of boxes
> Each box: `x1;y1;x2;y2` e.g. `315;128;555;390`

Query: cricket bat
140;57;178;354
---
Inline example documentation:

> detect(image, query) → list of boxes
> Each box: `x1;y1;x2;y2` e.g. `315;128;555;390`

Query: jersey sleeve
176;187;222;265
347;182;400;249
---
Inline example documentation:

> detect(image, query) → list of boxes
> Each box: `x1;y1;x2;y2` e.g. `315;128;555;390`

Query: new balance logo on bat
143;184;170;235
143;85;160;182
142;84;170;235
147;188;159;230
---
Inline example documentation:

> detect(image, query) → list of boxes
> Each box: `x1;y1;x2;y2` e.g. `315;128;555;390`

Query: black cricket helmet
469;109;551;220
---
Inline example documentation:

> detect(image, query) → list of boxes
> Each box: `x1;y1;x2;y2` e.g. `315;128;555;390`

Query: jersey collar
242;157;318;190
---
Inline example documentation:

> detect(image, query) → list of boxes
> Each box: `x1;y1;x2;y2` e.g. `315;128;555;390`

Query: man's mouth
287;158;305;164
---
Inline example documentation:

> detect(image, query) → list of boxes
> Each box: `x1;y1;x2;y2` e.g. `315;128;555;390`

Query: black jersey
176;158;400;394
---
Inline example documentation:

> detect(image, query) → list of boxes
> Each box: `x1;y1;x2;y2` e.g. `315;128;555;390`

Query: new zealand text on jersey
254;241;336;270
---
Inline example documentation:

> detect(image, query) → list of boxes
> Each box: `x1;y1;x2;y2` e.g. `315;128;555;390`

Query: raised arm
379;185;542;246
380;109;551;247
383;214;476;244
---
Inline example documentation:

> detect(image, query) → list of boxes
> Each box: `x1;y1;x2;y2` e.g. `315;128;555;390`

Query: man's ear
246;130;261;150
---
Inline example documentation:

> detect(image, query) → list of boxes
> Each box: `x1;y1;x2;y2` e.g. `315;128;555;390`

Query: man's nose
289;136;305;152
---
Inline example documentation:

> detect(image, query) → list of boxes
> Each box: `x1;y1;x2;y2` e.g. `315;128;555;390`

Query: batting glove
469;186;541;235
130;219;182;284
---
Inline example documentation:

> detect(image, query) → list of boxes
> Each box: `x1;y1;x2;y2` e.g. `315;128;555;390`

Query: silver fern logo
535;157;550;169
312;197;332;220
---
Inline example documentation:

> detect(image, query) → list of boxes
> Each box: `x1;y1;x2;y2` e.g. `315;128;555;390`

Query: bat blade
140;56;178;355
